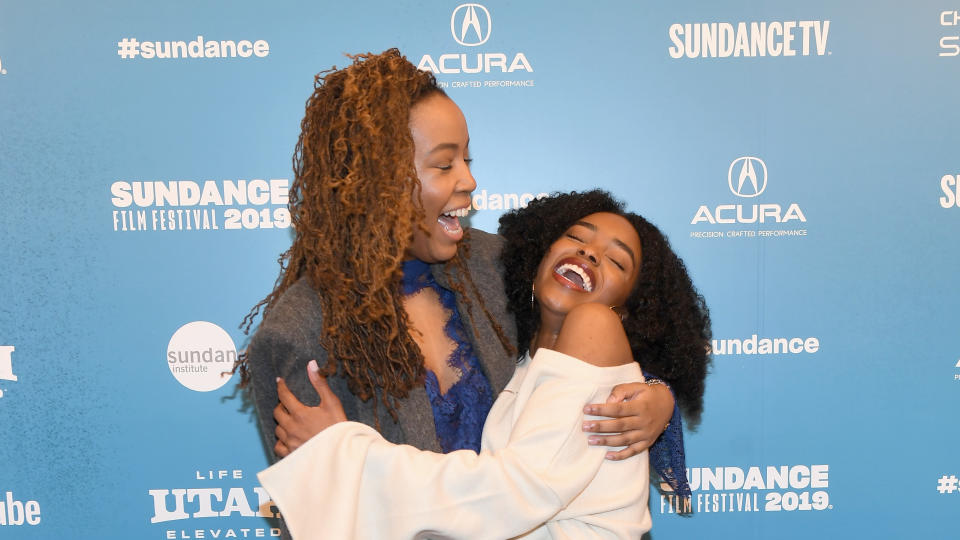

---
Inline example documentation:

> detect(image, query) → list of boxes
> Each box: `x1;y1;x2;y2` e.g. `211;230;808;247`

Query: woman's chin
407;242;460;264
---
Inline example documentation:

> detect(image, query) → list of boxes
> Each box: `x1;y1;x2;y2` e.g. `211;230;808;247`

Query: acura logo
451;4;492;46
728;156;767;198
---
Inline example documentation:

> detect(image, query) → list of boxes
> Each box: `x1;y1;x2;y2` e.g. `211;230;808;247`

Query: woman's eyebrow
573;220;596;231
611;239;637;267
426;142;460;155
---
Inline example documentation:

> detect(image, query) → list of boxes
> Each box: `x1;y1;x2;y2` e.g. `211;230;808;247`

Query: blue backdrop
2;1;958;538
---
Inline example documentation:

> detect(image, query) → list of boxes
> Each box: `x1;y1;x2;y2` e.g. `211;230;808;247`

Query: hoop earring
530;283;536;310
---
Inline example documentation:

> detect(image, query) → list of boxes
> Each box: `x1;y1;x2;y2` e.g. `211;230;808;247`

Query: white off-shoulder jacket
258;348;651;539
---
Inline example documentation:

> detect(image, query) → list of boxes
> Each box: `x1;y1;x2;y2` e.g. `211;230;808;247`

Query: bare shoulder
553;303;633;367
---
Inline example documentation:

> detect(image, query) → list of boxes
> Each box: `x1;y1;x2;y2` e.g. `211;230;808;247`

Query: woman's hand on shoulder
582;380;675;461
273;360;347;458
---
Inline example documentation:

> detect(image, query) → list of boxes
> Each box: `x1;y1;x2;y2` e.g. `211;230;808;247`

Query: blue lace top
401;260;495;454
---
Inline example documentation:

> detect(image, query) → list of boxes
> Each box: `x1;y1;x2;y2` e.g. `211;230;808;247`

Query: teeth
555;263;592;292
442;207;470;218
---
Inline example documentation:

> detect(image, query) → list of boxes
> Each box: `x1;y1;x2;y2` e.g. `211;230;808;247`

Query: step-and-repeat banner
2;1;958;538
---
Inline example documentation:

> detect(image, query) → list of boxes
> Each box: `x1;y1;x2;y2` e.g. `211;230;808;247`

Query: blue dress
402;259;495;453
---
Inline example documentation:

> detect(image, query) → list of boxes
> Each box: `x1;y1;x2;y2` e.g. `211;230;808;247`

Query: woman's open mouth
437;207;469;238
552;258;595;292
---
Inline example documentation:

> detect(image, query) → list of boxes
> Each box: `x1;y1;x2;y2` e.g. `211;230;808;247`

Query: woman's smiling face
533;212;642;318
405;93;477;263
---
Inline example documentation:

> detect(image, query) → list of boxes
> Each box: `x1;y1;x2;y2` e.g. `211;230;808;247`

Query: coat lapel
394;382;442;452
392;229;518;450
432;232;516;395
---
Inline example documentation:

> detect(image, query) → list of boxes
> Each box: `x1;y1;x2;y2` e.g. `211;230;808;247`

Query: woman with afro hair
500;190;711;501
258;189;711;538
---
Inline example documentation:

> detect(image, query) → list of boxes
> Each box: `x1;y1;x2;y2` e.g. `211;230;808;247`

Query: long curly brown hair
238;49;480;419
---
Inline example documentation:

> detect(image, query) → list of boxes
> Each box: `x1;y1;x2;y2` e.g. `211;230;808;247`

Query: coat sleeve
245;280;333;463
257;352;621;540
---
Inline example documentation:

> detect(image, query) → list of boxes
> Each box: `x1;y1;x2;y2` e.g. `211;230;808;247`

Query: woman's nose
458;162;477;192
577;247;598;264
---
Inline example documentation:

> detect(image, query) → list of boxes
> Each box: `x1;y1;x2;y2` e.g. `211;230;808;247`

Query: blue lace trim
643;370;692;505
401;260;495;453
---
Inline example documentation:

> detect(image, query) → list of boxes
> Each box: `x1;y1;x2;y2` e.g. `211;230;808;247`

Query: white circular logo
451;4;492;46
166;321;237;392
728;156;768;198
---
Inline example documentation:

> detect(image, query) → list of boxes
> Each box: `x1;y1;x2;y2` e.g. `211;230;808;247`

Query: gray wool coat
246;228;518;462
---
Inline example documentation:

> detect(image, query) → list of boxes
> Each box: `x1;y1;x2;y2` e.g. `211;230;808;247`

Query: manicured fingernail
276;377;281;383
583;405;594;414
583;422;595;431
308;360;319;372
606;451;617;460
587;436;600;445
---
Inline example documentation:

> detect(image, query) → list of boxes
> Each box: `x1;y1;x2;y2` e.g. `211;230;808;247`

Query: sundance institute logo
166;321;236;392
0;346;17;399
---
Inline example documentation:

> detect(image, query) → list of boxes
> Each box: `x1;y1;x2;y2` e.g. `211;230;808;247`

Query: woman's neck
530;312;565;355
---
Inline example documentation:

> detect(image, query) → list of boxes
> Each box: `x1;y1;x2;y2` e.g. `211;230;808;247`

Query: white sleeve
257;355;619;540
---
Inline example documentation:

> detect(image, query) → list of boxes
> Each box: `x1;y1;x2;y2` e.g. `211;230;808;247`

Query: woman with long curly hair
240;48;678;463
258;189;711;538
238;48;518;459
